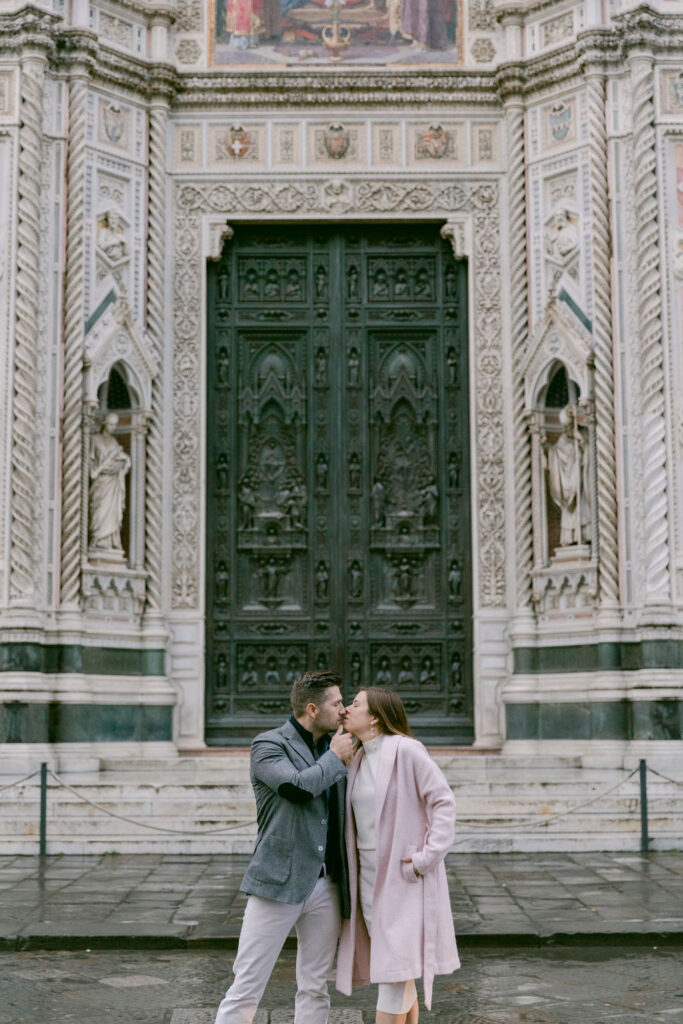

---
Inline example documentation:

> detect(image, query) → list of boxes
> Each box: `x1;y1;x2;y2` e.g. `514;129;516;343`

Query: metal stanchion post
39;762;47;857
639;758;649;854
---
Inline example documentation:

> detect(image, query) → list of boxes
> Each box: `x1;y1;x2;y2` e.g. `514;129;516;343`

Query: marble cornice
172;70;501;110
0;5;60;60
612;4;683;56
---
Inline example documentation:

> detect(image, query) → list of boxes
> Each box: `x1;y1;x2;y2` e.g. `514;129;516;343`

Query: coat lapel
282;719;316;767
374;733;401;823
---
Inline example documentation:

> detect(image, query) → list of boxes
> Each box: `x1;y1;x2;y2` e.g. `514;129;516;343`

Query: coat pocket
249;834;293;884
401;844;420;884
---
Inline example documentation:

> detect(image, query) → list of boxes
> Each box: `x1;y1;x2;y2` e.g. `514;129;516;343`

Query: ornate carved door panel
206;225;472;745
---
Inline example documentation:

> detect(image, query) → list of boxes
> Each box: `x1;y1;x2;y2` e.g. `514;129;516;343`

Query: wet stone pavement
1;852;683;947
0;947;681;1023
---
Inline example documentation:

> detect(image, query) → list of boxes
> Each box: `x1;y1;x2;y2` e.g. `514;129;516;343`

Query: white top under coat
351;733;384;852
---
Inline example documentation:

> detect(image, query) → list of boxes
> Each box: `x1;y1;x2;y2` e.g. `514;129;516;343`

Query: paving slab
0;852;682;951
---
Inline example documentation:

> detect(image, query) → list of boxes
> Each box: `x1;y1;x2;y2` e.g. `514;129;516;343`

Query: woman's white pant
358;848;417;1015
214;877;341;1024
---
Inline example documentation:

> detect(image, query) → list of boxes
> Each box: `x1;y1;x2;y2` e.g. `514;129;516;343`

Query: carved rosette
60;74;88;607
586;72;620;610
631;57;671;607
9;57;45;604
171;178;505;611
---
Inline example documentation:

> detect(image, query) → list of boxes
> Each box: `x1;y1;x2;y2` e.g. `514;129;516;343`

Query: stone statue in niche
376;655;392;685
448;559;462;599
96;209;127;264
217;347;230;385
544;404;591;547
315;561;329;600
419;655;437;688
315;347;328;387
348;347;360;386
89;413;131;555
315;453;329;491
348;559;363;599
215;561;230;602
348;452;361;490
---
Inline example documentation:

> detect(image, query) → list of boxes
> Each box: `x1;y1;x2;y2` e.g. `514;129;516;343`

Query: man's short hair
290;670;342;717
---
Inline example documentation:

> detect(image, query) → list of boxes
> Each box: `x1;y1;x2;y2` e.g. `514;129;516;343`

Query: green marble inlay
513;640;683;674
506;700;681;740
0;644;165;676
0;703;173;743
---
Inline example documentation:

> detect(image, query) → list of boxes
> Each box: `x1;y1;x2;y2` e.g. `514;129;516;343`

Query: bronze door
206;225;472;745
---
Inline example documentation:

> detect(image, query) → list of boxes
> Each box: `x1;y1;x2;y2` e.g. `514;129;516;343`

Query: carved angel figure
97;209;127;263
89;413;130;551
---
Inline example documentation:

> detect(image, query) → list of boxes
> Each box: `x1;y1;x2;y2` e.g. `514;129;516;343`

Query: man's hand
329;725;354;765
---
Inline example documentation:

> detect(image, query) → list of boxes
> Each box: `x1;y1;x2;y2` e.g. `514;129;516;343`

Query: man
215;669;355;1024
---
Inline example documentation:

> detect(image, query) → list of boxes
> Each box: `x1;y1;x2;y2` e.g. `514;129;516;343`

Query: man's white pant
215;877;341;1024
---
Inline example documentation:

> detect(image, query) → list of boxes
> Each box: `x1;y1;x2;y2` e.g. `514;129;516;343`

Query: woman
337;687;459;1023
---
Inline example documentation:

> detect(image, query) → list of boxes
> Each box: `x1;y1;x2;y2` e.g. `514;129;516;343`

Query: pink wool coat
336;734;460;1010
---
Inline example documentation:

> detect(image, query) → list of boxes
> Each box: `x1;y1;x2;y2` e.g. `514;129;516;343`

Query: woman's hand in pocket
401;857;421;878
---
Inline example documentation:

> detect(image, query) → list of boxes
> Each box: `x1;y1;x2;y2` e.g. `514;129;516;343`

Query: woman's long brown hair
363;686;412;737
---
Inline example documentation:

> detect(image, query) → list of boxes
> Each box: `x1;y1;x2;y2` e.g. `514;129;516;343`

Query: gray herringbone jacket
240;719;349;907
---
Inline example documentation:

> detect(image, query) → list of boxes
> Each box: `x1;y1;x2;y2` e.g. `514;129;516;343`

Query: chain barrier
454;766;640;835
0;768;41;793
2;759;678;849
646;765;683;789
47;769;258;836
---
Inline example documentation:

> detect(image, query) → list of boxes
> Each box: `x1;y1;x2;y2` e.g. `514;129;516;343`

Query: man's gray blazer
240;718;348;908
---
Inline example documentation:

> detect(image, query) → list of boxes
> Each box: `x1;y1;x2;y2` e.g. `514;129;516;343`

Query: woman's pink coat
335;733;460;1010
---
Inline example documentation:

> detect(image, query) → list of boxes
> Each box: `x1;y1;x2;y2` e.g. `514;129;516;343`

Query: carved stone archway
169;176;507;748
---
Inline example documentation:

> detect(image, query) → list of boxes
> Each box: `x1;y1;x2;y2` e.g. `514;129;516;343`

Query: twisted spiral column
143;101;168;616
586;71;620;608
10;57;45;605
631;56;671;606
59;74;88;607
506;101;533;613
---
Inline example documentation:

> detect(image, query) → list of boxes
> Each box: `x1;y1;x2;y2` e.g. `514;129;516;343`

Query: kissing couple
214;668;459;1024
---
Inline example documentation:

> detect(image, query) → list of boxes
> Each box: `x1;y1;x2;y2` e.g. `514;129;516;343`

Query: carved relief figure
545;207;579;267
286;654;301;685
315;347;328;387
348;559;363;599
315;561;329;600
315;265;327;300
89;413;131;553
348;347;360;386
315;453;329;491
97;209;127;263
376;655;392;685
217;454;230;492
216;653;229;689
216;561;230;602
372;267;390;299
347;265;359;300
241;655;259;688
262;556;281;598
447;452;460;489
397;655;414;687
217;347;230;384
286;268;303;299
545;405;591;547
450;650;461;690
419;655;436;688
264;269;280;297
350;652;362;686
371;478;386;525
348;452;361;490
265;655;281;686
239;478;256;528
242;268;260;299
446;346;458;385
448;559;461;599
419;475;438;523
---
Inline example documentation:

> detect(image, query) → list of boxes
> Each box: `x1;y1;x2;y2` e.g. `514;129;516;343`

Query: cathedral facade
1;0;683;777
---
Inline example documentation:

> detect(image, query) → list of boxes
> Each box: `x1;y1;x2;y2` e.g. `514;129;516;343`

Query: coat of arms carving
415;124;452;160
217;126;255;160
549;103;572;143
323;124;351;160
102;102;127;146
